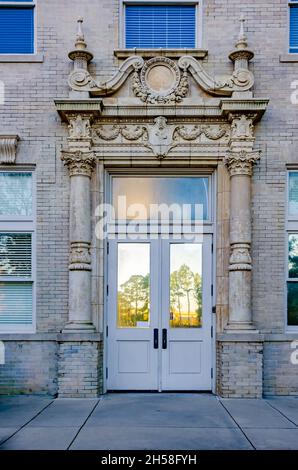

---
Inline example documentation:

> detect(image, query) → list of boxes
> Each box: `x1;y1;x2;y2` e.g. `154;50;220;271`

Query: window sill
0;54;44;63
114;48;208;60
279;53;298;63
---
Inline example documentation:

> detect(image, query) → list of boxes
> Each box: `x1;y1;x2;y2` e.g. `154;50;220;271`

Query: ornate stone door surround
55;18;269;398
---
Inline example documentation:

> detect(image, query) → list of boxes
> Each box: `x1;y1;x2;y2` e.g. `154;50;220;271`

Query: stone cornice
0;135;19;164
220;98;269;121
55;99;103;122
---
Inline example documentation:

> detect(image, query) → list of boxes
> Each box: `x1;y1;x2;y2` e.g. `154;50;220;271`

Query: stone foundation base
58;339;103;398
217;335;263;398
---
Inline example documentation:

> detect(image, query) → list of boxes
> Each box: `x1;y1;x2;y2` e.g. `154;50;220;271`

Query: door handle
162;329;167;349
153;328;159;349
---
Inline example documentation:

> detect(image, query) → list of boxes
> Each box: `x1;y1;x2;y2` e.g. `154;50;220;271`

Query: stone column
224;114;260;332
61;148;96;332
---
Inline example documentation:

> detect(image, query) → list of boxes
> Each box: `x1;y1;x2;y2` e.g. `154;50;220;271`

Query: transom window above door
111;175;210;221
123;1;199;49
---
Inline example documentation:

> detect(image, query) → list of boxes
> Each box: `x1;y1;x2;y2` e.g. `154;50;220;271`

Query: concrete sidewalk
0;394;298;450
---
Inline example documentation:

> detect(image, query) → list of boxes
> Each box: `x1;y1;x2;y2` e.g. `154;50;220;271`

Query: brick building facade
0;0;298;398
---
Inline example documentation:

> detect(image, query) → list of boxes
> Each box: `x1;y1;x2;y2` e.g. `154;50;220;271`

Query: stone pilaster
61;148;96;333
224;114;260;332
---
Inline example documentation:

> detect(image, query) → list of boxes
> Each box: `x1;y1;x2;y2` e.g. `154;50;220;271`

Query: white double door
106;236;213;391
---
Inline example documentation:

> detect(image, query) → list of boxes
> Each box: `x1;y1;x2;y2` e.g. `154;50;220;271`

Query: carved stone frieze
61;150;96;177
0;135;19;164
69;241;91;271
92;119;230;158
224;150;261;176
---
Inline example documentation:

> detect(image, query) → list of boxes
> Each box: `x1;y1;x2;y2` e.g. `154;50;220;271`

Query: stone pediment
67;18;257;105
69;54;254;103
55;17;269;163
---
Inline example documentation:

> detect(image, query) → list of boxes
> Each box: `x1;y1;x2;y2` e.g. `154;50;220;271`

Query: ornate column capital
224;149;261;176
61;150;96;177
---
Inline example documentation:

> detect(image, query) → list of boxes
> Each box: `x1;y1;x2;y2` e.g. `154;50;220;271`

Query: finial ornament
236;14;248;50
75;17;86;50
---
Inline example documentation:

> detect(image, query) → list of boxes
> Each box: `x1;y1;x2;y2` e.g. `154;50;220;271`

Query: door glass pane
289;234;298;278
0;172;32;216
113;177;209;220
170;244;202;328
287;282;298;326
289;172;298;217
117;243;150;328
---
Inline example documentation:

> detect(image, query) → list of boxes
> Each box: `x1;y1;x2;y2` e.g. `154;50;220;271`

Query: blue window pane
290;6;298;53
0;7;34;54
125;5;196;49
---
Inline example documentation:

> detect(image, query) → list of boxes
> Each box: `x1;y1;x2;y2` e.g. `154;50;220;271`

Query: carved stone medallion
133;57;188;104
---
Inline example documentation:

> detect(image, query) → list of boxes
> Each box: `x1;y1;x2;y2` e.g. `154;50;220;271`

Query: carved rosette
61;150;96;177
69;242;91;271
224;150;260;176
229;243;252;271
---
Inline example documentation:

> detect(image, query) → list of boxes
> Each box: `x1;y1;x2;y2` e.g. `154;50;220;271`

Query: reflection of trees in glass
289;235;298;278
288;283;298;326
170;264;202;328
0;234;31;277
0;173;32;216
118;274;150;327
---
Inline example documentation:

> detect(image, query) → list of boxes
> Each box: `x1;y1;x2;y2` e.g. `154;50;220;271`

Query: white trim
0;1;37;56
0;169;36;334
285;170;298;332
103;168;216;392
120;0;202;49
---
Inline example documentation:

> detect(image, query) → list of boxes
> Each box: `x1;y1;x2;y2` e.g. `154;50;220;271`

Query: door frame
102;168;217;393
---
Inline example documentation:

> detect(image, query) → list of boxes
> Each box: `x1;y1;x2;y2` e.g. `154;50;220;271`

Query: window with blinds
0;1;35;54
125;4;196;49
290;3;298;53
0;172;35;332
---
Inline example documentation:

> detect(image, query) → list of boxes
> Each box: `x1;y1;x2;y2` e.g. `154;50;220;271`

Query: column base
224;321;259;334
62;321;96;334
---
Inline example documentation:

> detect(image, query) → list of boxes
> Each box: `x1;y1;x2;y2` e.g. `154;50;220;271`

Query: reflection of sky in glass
171;244;202;275
289;172;298;216
0;173;32;216
118;244;150;286
113;177;208;220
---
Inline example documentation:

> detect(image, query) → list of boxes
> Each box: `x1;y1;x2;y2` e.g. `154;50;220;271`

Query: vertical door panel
161;237;212;390
107;240;159;390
